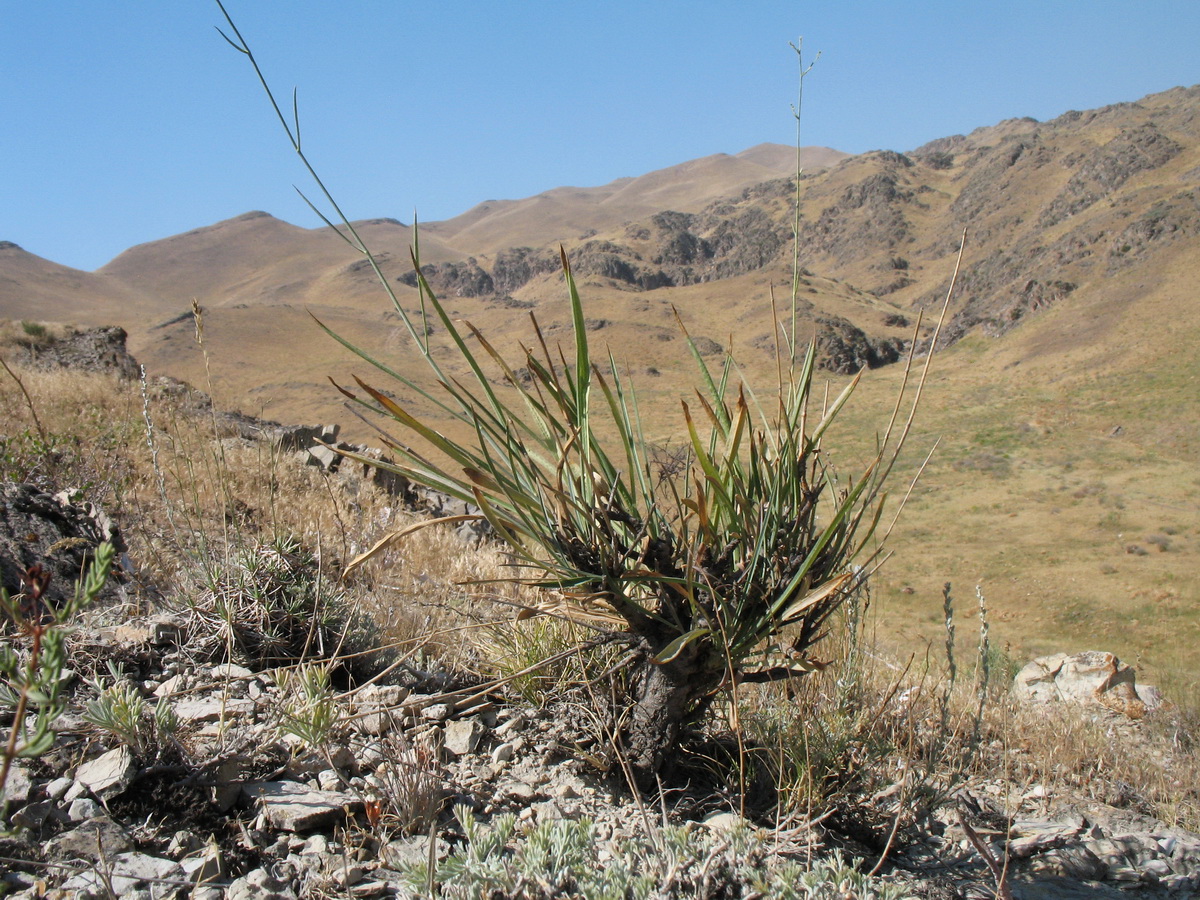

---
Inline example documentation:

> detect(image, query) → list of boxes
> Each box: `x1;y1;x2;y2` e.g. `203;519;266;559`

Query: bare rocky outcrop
569;239;671;289
814;316;906;375
949;135;1054;224
1041;123;1183;227
397;257;494;297
798;155;918;288
1107;190;1200;267
1012;650;1163;720
7;325;140;380
491;246;561;293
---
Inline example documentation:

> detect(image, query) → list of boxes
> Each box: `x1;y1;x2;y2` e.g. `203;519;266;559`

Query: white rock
1;762;32;806
226;865;299;900
45;776;73;800
153;673;187;697
332;864;365;888
211;663;255;680
421;703;454;722
444;718;486;756
98;851;183;895
65;797;102;823
702;811;748;833
301;834;330;856
1013;651;1147;718
243;781;362;832
173;696;255;723
74;745;135;799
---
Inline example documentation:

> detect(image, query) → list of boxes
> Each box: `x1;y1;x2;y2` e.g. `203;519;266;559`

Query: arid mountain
421;143;845;253
4;91;1198;442
4;92;1200;673
0;241;163;326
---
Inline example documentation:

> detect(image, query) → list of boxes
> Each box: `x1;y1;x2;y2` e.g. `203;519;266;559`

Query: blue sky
3;2;1198;272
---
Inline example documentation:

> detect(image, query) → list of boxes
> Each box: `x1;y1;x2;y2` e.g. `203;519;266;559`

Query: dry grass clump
0;365;139;497
0;319;71;352
1001;695;1200;830
738;596;1200;835
0;356;503;667
736;595;994;829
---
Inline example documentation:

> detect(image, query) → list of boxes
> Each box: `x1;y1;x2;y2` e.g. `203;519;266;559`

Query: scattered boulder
1012;651;1159;719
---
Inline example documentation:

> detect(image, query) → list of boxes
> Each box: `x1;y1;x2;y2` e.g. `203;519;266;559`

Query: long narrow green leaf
672;306;730;433
681;401;734;521
652;627;712;665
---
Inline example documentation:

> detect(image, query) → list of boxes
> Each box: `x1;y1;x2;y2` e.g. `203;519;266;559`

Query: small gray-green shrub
82;662;180;761
398;805;915;899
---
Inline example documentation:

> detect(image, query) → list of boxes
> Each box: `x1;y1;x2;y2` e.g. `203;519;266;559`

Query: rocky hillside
2;88;1197;425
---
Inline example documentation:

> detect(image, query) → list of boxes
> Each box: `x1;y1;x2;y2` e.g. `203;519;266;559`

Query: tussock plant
333;254;947;787
371;730;446;839
218;2;953;787
186;536;349;669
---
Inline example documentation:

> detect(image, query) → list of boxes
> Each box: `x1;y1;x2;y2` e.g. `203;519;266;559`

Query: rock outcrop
814;316;906;374
0;482;128;609
8;325;140;380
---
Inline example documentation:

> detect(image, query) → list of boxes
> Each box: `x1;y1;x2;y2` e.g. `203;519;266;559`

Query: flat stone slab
1;762;33;807
45;814;135;861
444;717;485;756
243;780;362;832
61;851;184;895
74;745;135;799
173;696;256;723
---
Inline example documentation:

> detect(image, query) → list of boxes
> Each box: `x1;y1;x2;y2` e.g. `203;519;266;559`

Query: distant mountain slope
421;144;844;253
96;212;464;320
2;88;1198;414
0;241;160;326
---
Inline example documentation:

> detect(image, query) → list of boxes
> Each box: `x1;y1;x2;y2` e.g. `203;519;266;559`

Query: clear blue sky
3;2;1197;272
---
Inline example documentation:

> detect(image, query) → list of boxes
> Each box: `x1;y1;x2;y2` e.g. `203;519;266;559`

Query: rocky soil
2;599;1199;899
2;485;1198;899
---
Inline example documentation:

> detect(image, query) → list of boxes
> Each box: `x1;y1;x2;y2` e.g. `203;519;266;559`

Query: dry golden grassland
0;347;510;662
2;321;1198;829
827;308;1200;698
